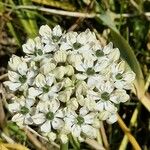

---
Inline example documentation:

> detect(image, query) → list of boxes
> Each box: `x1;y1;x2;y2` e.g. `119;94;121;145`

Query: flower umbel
4;25;135;144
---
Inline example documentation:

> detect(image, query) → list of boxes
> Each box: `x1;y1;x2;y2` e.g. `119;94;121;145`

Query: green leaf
96;11;150;111
32;0;76;11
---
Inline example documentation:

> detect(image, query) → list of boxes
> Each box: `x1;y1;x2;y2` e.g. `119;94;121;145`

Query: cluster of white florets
4;25;135;143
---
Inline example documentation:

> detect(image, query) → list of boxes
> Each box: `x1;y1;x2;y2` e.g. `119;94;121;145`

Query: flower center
95;50;104;57
19;75;27;83
35;49;43;56
42;85;49;93
46;112;54;120
73;42;82;49
115;73;123;80
20;106;29;115
52;35;60;42
76;116;84;125
101;92;110;101
86;68;95;75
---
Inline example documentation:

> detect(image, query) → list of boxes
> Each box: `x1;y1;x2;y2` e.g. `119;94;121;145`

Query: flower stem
60;142;68;150
68;134;80;149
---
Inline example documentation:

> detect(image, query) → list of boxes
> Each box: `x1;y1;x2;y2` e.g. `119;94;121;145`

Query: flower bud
54;50;67;63
59;134;68;144
47;132;56;142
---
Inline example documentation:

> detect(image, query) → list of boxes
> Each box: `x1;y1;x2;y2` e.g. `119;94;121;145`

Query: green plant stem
7;22;21;46
8;0;37;38
68;134;80;150
21;0;38;35
60;142;68;150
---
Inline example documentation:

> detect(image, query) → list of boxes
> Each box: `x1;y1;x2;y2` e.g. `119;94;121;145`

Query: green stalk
7;22;21;46
60;142;68;150
68;134;80;150
8;0;36;38
21;0;38;36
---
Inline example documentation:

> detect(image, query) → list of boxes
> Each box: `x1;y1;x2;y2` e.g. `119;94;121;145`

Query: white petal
50;100;60;113
79;107;89;116
35;74;46;87
95;101;104;111
46;75;55;86
118;61;126;72
81;125;97;138
110;89;129;104
75;63;86;72
24;114;33;125
104;101;116;112
43;44;56;53
32;113;46;124
28;87;41;99
39;25;52;37
75;73;87;80
39;93;49;101
8;71;20;82
26;98;35;107
108;48;120;62
22;39;35;54
17;62;28;75
27;69;37;79
87;76;104;89
103;42;113;54
55;109;64;118
51;82;63;93
66;32;77;44
102;81;114;93
35;36;43;50
87;90;100;101
12;113;24;123
114;81;124;89
60;43;72;51
8;55;22;71
71;124;81;137
84;113;95;124
52;25;62;37
84;59;94;68
106;113;118;124
94;58;108;72
77;32;87;45
52;118;64;129
124;71;135;82
4;81;21;91
8;102;20;113
41;120;51;133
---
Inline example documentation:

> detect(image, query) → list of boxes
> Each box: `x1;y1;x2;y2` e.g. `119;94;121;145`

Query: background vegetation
0;0;150;150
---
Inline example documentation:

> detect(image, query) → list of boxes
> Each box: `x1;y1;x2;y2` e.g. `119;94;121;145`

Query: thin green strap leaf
32;0;76;11
22;0;38;36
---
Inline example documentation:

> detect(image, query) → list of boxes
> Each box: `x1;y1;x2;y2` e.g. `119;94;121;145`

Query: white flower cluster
4;25;135;143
